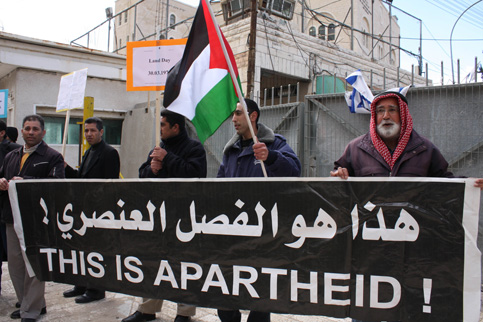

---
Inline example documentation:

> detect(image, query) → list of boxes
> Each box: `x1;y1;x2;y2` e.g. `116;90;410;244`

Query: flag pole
155;91;162;147
61;110;71;157
203;0;268;177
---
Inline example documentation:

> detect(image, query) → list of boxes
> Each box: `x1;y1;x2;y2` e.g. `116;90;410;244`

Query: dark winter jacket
0;141;65;223
65;140;120;179
139;130;207;179
217;123;301;178
334;130;454;177
0;140;21;164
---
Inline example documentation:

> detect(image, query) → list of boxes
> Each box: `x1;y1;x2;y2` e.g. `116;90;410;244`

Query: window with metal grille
318;24;325;40
170;14;176;29
309;26;316;37
270;0;294;19
328;23;335;41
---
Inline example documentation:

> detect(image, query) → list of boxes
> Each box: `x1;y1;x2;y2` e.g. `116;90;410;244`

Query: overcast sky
0;0;481;85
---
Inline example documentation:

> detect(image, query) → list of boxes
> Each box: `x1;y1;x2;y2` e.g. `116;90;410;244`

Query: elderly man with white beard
331;90;483;185
330;90;483;322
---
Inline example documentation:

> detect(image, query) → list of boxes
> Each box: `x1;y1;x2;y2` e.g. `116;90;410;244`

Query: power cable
421;21;450;59
423;0;483;31
261;14;276;71
312;0;343;12
398;37;483;42
283;19;310;68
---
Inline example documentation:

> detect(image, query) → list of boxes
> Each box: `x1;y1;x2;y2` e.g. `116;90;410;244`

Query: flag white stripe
167;46;228;120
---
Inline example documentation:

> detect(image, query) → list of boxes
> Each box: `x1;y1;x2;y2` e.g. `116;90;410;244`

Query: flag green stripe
192;73;239;143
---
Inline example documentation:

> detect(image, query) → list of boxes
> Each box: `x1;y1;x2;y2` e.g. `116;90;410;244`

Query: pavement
0;265;482;322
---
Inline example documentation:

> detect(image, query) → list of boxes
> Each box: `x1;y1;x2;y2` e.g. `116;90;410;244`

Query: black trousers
217;309;270;322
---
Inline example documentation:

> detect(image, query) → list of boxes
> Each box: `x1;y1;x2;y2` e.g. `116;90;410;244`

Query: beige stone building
215;0;419;102
114;0;426;104
114;0;197;54
220;0;400;67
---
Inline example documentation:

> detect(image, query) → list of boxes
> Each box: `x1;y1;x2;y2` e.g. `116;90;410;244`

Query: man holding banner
217;99;301;179
331;90;483;321
0;120;21;295
331;89;483;188
0;115;65;322
217;98;301;322
63;117;120;304
122;109;206;322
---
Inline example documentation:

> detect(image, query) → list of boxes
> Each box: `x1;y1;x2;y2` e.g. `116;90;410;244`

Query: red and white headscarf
369;92;413;170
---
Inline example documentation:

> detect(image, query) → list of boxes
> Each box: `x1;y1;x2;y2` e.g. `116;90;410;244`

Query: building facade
114;0;196;54
113;0;426;103
220;0;400;67
214;0;423;104
0;32;149;178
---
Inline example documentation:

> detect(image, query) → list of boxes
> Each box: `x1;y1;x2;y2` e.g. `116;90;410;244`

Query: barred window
170;14;176;29
318;24;326;40
43;117;123;145
309;26;316;37
328;23;335;41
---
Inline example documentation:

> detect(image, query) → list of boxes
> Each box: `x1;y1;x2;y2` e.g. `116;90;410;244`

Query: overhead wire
417;21;450;59
258;0;479;85
270;4;375;78
438;0;483;24
422;0;483;31
398;37;483;42
384;0;482;83
261;14;276;71
312;0;343;12
283;19;310;68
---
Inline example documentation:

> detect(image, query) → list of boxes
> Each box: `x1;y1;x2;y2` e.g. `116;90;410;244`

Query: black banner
9;178;481;321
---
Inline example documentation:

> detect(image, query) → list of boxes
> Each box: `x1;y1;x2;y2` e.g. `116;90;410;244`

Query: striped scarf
369;93;413;170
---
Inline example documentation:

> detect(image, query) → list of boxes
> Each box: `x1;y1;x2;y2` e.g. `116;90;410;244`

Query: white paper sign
133;44;185;87
56;68;88;112
126;39;187;91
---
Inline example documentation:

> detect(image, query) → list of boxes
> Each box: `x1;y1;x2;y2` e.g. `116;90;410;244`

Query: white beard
377;121;401;141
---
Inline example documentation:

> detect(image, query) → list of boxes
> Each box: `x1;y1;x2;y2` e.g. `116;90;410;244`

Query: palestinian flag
163;0;241;143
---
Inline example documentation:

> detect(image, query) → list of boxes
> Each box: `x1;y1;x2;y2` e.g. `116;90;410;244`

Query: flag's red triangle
201;0;239;77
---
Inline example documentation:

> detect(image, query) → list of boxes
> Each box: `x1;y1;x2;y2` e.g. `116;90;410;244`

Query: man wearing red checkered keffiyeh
331;90;483;190
369;91;412;170
331;91;483;322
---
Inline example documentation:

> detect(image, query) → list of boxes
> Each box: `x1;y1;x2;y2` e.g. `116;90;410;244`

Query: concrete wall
119;100;157;178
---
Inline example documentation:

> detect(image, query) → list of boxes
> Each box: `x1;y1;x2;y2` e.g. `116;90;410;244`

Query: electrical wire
397;37;483;42
262;14;276;71
283;19;310;68
422;0;483;31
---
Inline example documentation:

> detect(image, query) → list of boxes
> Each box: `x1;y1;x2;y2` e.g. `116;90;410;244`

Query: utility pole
371;0;374;61
246;0;257;98
105;7;113;52
350;0;354;50
301;0;305;33
388;0;392;64
419;20;422;75
165;0;170;39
